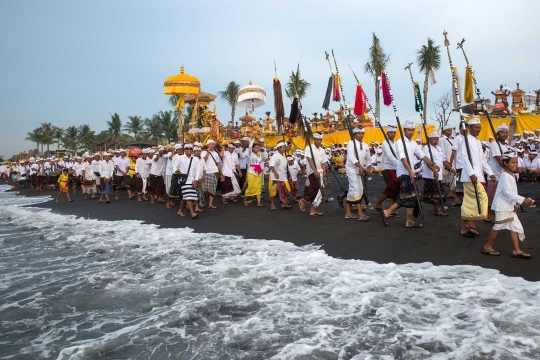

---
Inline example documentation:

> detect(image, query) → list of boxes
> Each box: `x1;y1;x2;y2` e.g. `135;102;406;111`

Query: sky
1;0;539;158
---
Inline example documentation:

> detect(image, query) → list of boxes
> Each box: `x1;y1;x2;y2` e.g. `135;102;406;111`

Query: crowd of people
2;119;538;258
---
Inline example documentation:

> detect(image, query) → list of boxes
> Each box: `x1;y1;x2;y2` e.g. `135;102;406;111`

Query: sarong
48;174;59;187
59;180;69;192
382;169;399;200
204;173;218;196
222;174;241;198
181;183;198;201
422;178;441;201
461;181;488;220
245;172;262;197
302;173;320;204
82;182;96;194
102;181;111;195
126;175;135;190
493;210;525;241
486;179;497;203
164;175;172;196
113;175;124;189
135;176;146;194
196;182;206;207
396;175;418;209
268;179;290;203
345;167;363;204
149;175;165;197
36;175;45;187
168;173;181;200
455;169;464;196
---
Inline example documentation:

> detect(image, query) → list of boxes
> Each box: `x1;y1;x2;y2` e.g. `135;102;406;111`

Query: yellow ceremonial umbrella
163;66;200;142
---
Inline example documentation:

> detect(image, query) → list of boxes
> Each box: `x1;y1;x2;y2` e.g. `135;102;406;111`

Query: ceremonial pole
326;50;370;206
456;39;524;213
293;84;327;213
348;64;398;160
381;69;425;220
404;62;446;212
443;31;482;215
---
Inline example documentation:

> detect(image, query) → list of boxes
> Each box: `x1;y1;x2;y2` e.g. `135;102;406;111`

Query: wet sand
12;174;540;281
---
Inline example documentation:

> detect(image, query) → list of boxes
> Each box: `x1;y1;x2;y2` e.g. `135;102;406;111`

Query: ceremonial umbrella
163;66;200;141
524;92;536;108
237;81;266;114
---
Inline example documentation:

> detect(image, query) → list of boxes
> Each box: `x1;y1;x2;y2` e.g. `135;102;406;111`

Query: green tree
25;128;44;153
158;110;177;143
52;126;64;149
144;115;164;142
217;81;241;127
39;122;55;155
285;64;311;102
63;126;79;155
123;115;144;140
106;113;123;147
417;38;441;124
363;32;391;121
78;124;96;152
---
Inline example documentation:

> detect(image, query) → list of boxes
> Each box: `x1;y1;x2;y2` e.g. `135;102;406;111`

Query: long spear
443;31;481;215
404;62;446;213
348;64;398;160
382;69;425;220
327;50;371;207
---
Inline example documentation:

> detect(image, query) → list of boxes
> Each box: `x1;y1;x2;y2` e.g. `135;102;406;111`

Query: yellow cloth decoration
516;113;540;134
464;66;474;103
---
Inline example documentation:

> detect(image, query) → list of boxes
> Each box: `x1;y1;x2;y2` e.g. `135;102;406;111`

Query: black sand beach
13;175;540;281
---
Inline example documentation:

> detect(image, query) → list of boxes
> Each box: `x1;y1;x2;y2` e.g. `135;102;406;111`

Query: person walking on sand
56;169;73;203
269;141;291;210
299;133;327;216
244;140;264;207
99;153;114;203
483;151;535;258
344;127;372;220
201;140;223;209
175;144;200;219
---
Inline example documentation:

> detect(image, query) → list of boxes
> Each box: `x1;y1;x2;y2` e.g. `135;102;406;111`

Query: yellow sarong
461;182;488;220
245;172;262;197
268;179;291;198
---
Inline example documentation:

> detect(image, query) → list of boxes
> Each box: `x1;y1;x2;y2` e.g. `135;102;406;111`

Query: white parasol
524;92;536;106
237;81;266;112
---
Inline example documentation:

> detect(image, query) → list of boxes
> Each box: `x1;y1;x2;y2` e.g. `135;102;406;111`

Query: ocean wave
0;185;539;359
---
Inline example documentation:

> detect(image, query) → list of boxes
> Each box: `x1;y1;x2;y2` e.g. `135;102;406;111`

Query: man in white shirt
149;147;167;204
193;144;206;212
164;146;176;206
487;123;510;221
300;133;327;216
113;149;130;201
176;143;200;219
92;154;102;194
135;149;150;201
381;121;439;228
168;144;184;207
237;137;251;192
72;157;84;195
81;156;97;199
221;143;242;203
201;140;223;209
459;117;496;237
344;127;371;220
375;125;398;212
287;155;301;200
440;125;455;198
269;141;291;210
421;132;455;216
523;150;540;181
449;126;467;206
99;153;115;203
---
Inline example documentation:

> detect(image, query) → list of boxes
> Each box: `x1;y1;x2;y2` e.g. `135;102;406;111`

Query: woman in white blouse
244;141;264;207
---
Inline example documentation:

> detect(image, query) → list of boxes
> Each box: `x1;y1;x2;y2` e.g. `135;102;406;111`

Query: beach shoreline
9;177;540;282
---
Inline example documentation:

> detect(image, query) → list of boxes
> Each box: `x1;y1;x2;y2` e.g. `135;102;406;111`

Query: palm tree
158;110;177;143
106;113;123;147
123;115;144;140
52;127;64;149
168;95;180;108
217;81;241;127
39;122;55;155
25;128;44;153
417;38;441;124
363;32;391;121
144;115;164;142
63;126;79;155
78;124;96;152
285;64;311;101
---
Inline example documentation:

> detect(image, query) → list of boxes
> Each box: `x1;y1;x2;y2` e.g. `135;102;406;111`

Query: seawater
0;185;539;360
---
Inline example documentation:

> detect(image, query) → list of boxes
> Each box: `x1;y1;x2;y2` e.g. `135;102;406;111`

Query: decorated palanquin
184;91;223;144
490;85;510;115
238;111;263;139
261;111;277;136
535;89;540;114
510;83;527;114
